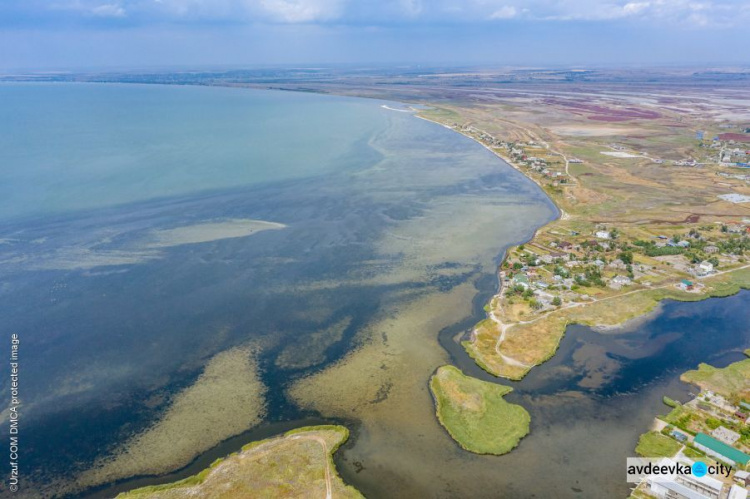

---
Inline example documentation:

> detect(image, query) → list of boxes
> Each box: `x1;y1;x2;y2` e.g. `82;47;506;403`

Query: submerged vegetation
429;365;530;455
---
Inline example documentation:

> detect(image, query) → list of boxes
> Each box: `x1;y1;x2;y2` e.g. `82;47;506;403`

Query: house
704;246;719;254
677;240;691;248
558;241;573;250
711;426;741;446
671;430;688;442
646;458;724;499
698;261;714;275
729;485;748;499
694;433;750;467
512;274;530;289
595;231;611;239
608;259;627;270
733;470;750;487
679;279;694;291
611;275;632;287
540;254;555;264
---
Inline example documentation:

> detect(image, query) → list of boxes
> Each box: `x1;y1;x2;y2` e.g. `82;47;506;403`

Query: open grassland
429;365;530;454
682;350;750;400
635;432;683;458
117;426;362;499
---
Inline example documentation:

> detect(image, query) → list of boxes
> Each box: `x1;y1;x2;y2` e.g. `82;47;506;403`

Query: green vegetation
682;350;750;400
429;365;530;455
635;432;682;458
117;425;362;499
663;396;679;408
662;404;696;434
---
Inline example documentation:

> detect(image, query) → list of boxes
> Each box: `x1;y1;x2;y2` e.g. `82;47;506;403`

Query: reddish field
719;133;750;142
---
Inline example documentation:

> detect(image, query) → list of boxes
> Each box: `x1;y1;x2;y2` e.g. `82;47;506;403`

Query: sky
1;0;749;70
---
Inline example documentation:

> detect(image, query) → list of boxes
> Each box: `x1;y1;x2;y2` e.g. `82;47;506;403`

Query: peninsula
116;426;362;499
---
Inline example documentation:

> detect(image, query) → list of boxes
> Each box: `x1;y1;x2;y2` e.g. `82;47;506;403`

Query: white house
646;458;724;499
595;231;611;239
729;485;748;499
611;275;632;286
698;261;714;275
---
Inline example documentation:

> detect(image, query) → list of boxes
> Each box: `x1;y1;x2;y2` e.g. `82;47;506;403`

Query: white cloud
489;5;517;19
258;0;345;22
622;2;650;14
18;0;750;26
91;3;126;17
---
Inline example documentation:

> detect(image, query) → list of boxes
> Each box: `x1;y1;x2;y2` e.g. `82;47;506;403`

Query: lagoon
2;83;747;499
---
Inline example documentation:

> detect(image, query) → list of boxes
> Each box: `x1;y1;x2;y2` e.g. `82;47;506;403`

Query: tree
619;251;633;265
552;296;562;307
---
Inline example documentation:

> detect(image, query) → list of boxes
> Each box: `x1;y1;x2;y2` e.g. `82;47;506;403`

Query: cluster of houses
454;123;570;186
637;391;750;499
641;457;748;499
502;220;750;314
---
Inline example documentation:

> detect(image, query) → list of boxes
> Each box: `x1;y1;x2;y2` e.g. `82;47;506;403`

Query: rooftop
695;433;750;465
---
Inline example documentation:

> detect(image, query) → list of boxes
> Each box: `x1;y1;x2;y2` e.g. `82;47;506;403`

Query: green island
117;425;363;499
429;365;530;455
630;353;750;497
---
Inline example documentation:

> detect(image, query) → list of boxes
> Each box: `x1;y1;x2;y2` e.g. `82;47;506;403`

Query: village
495;220;749;317
447;122;750;319
630;353;750;499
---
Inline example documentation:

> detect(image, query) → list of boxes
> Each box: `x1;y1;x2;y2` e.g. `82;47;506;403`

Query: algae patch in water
77;346;266;490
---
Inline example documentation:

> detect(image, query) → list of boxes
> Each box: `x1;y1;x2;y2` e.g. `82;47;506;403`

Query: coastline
414;108;750;382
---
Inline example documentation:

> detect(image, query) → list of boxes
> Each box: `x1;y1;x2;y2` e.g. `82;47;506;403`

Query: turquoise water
3;83;749;499
0;83;384;221
0;83;559;497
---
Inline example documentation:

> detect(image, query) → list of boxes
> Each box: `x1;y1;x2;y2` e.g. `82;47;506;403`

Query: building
611;275;632;287
512;274;530;289
679;280;695;291
595;231;611;239
712;426;741;446
704;246;719;254
671;430;688;442
694;433;750;467
733;470;750;487
558;241;573;250
729;485;748;499
698;261;714;275
646;459;724;499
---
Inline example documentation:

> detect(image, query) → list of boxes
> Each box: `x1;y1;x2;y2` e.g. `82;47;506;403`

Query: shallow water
3;83;747;499
0;83;556;496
